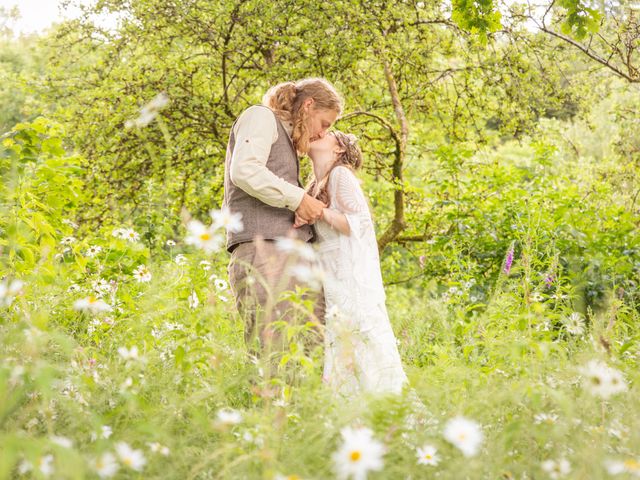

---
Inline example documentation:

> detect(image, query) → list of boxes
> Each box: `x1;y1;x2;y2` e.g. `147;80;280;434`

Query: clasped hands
294;193;327;228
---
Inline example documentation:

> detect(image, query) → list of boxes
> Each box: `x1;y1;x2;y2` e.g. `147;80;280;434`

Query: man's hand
295;193;326;225
293;213;307;228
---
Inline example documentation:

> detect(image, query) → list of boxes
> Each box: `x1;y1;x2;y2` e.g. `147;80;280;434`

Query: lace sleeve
329;166;373;239
328;166;386;301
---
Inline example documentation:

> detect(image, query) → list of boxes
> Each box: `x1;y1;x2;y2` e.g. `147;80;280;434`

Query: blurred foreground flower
416;444;440;466
92;452;119;478
541;458;571;478
0;278;24;307
115;442;146;471
125;92;169;129
604;457;640;476
579;360;627;399
443;416;483;457
216;408;243;427
74;296;112;313
211;206;243;233
332;426;385;480
185;219;223;253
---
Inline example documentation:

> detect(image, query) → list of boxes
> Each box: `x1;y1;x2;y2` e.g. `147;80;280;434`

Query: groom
223;78;343;367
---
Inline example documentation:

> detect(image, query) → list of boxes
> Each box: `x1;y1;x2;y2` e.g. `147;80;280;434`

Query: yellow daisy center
123;457;133;466
200;233;211;241
350;450;361;462
425;453;432;459
624;459;640;471
88;296;97;303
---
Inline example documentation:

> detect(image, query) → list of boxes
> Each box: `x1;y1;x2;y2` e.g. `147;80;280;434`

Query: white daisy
50;435;73;448
123;228;140;243
563;312;585;336
604;458;640;476
199;260;212;271
117;346;139;361
92;278;113;297
74;296;113;313
85;245;103;257
214;278;228;291
216;408;242;426
185;219;223;253
90;425;113;442
416;444;440;466
579;359;627;399
174;254;187;265
534;413;559;425
61;236;77;245
332;426;385;480
443;416;483;457
541;458;571;478
147;442;170;456
92;452;119;478
62;218;79;229
210;207;244;234
115;442;146;471
112;228;128;239
38;454;55;477
166;239;176;247
132;265;151;283
188;290;199;309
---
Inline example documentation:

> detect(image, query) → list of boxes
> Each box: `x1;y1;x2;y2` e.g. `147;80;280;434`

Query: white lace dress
315;166;408;397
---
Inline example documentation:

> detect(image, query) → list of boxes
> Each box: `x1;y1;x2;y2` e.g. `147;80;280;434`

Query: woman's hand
293;212;307;228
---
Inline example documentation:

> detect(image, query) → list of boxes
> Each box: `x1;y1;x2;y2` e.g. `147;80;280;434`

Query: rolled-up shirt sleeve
228;105;306;211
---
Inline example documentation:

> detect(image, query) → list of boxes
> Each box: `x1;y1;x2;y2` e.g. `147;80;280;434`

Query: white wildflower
210;206;244;234
92;452;119;478
541;458;571;478
38;454;55;477
579;359;627;399
118;346;140;361
115;442;146;471
85;245;103;257
74;296;113;313
132;265;151;283
188;290;199;309
563;312;585;336
50;435;73;448
332;426;385;480
185;219;223;253
443;416;483;457
416;444;440;466
216;408;242;426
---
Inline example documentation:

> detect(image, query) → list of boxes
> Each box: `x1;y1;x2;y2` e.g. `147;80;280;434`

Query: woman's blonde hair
306;130;363;205
262;77;343;154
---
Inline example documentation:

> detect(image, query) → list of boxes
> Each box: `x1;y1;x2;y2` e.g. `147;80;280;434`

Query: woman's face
308;132;339;159
305;105;339;142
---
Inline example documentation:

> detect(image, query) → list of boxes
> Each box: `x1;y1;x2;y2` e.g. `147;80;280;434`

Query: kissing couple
223;77;407;398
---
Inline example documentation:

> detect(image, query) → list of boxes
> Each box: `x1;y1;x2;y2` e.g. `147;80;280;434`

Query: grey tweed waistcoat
223;105;315;252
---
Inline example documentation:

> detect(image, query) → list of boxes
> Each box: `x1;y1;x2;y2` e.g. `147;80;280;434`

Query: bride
296;130;408;397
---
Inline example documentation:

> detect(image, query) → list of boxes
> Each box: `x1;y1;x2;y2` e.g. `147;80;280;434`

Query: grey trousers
228;238;326;361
